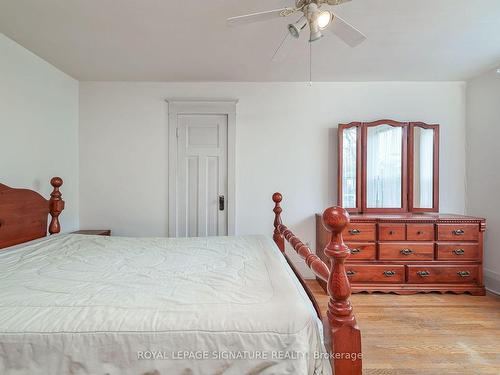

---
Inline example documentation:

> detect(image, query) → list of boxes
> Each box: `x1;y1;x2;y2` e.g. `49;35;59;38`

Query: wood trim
338;122;362;213
362;121;409;213
167;102;179;237
226;109;237;235
361;119;409;128
0;178;65;249
339;120;441;214
319;277;486;296
317;213;486;224
408;122;440;212
166;99;237;236
350;284;485;296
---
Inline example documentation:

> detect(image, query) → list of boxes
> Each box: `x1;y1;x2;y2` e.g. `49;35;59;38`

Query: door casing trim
166;99;237;236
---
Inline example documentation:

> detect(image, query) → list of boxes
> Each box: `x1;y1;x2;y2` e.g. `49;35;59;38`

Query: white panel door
177;114;228;237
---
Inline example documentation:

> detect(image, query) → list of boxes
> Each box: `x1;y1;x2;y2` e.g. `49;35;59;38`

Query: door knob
219;195;225;211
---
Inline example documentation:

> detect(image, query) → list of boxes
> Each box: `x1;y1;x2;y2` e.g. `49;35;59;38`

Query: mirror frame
361;120;408;213
337;120;439;213
408;122;439;213
337;122;362;213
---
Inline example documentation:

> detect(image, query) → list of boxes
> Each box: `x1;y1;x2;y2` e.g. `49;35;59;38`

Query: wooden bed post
322;206;362;375
272;192;285;252
48;177;65;235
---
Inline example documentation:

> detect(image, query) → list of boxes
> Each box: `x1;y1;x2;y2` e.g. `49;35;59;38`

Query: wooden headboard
0;177;65;249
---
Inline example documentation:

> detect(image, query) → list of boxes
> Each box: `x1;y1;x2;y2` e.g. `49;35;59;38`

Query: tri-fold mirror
338;120;439;213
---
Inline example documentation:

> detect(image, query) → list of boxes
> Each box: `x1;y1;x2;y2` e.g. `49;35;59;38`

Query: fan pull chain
309;42;313;86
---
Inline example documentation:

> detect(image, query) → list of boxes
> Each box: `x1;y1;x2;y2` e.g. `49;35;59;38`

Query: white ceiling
1;0;499;81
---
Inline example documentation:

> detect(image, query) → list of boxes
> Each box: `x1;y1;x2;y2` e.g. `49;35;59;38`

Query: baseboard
484;268;500;295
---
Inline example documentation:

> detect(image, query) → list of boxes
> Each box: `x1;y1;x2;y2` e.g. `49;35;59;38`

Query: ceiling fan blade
322;0;352;5
227;8;295;27
329;13;366;47
271;31;295;63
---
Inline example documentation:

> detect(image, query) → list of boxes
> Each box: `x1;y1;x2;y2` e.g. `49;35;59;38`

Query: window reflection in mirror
366;125;402;208
413;127;434;208
342;127;357;208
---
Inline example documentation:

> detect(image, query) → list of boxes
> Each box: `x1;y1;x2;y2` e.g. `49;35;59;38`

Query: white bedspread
0;234;331;375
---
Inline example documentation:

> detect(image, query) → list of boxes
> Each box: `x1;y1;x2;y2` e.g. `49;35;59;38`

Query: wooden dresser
316;213;486;295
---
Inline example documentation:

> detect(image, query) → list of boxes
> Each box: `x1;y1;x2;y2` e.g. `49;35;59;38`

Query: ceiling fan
227;0;366;62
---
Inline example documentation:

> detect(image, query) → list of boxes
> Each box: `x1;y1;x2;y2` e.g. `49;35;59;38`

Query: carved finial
322;206;350;235
272;192;282;204
49;177;65;234
50;177;63;189
272;192;285;252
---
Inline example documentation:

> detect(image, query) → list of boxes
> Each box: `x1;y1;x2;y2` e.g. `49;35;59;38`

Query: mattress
0;234;331;375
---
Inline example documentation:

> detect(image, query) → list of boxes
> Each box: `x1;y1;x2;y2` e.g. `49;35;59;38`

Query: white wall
467;68;500;294
80;82;467;275
0;34;79;231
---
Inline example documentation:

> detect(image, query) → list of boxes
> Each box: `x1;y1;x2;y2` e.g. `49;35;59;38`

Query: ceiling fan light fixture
304;2;323;42
288;16;307;39
317;10;333;29
308;15;323;42
309;29;323;42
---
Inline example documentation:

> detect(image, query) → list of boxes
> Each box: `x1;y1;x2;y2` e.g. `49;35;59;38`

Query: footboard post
272;193;285;252
322;207;362;375
48;177;65;235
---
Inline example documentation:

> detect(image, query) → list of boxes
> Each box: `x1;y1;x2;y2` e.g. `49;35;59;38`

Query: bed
0;178;362;375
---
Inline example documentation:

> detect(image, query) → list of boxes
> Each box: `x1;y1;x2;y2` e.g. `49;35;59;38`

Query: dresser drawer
344;223;376;241
379;224;406;241
407;224;434;241
345;265;405;283
436;244;481;261
379;243;434;261
346;243;376;260
407;265;479;284
437;224;479;241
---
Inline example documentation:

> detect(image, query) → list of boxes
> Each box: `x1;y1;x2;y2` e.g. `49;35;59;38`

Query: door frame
166;99;237;237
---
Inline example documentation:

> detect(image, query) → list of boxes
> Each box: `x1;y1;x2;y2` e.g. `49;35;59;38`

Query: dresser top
315;212;485;224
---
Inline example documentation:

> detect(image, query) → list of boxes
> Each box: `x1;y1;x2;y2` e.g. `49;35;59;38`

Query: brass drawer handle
346;270;356;277
350;248;361;254
349;229;361;235
453;229;465;235
384;270;396;277
453;249;465;255
400;248;414;256
417;271;430;277
457;271;471;278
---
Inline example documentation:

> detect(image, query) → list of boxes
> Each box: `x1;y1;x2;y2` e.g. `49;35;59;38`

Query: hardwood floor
307;280;500;374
